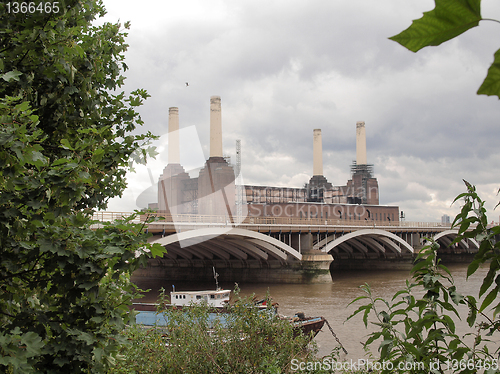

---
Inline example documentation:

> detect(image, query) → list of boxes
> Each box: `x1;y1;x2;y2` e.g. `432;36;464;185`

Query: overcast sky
101;0;500;223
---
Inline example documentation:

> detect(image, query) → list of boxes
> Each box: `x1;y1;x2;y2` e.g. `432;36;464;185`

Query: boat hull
131;303;325;339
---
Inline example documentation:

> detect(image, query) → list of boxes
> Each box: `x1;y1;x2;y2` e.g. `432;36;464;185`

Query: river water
132;263;491;359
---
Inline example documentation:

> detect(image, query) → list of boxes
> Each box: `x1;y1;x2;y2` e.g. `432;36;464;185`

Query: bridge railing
92;211;138;222
92;211;453;229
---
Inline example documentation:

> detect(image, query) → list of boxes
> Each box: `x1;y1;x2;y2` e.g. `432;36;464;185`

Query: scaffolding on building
350;161;374;204
235;140;242;218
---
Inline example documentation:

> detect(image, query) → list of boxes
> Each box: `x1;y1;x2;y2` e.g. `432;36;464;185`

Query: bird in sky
185;82;189;87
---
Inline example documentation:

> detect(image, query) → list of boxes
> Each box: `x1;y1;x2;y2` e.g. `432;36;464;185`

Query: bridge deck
92;212;454;234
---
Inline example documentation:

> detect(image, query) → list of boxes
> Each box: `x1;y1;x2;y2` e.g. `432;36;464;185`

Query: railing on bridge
92;211;453;229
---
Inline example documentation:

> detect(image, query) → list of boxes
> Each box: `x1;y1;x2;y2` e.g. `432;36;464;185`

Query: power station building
156;96;399;223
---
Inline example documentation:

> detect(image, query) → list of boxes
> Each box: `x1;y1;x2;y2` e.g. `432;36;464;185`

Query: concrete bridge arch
320;229;414;259
432;230;479;253
150;227;302;265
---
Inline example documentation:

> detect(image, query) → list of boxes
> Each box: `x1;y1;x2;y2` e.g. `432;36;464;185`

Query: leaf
477;48;500;99
390;0;481;52
60;138;74;150
92;148;105;163
52;158;70;166
467;259;482;278
26;148;48;167
365;331;382;346
479;286;499;312
1;70;22;82
15;101;30;112
346;304;371;327
390;309;407;318
438;300;461;319
448;286;464;305
20;332;44;356
442;314;456;333
392;289;409;301
411;258;431;274
64;86;79;95
149;243;166;259
437;264;452;278
363;307;371;327
479;269;495;297
466;296;477;327
379;339;393;358
75;331;96;345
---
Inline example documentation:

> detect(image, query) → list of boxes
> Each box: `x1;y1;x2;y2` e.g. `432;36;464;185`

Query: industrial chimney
158;107;190;214
347;121;379;205
168;107;180;164
307;128;332;202
313;129;323;176
356;121;367;165
210;96;223;158
198;96;236;217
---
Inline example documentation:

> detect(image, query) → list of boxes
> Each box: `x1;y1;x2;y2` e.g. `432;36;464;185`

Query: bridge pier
132;251;334;284
300;250;334;282
329;254;414;271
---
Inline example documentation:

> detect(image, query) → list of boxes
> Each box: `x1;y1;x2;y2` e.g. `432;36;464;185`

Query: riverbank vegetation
348;182;500;374
109;291;320;374
108;288;373;374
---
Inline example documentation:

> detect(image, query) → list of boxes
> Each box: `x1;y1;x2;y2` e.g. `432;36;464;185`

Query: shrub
110;290;317;374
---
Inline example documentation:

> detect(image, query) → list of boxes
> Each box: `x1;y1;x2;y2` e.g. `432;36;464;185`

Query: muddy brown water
132;263;491;359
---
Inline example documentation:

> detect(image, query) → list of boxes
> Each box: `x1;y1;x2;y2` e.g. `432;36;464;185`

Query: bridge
93;212;479;283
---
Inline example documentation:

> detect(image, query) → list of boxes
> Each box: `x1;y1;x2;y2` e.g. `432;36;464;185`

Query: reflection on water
132;263;489;358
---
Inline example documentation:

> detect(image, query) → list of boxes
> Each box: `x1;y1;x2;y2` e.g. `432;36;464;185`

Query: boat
169;288;231;308
132;288;234;326
289;312;326;338
132;289;325;339
131;268;328;340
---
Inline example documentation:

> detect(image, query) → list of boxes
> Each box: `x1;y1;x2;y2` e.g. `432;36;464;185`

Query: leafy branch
347;182;500;373
390;0;500;99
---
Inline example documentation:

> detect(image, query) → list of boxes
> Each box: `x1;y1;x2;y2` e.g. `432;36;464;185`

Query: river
131;263;491;359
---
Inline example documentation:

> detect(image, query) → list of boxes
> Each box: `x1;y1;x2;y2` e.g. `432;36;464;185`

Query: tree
390;0;500;99
0;1;164;372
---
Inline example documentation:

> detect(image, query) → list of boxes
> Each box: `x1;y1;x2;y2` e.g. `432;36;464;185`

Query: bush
347;182;500;374
110;290;317;374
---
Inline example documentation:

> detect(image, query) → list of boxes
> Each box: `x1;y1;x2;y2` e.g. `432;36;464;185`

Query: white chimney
210;96;223;158
313;129;323;176
356;121;367;165
168;107;180;164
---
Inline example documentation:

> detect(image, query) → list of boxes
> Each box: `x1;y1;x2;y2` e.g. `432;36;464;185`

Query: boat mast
213;267;220;291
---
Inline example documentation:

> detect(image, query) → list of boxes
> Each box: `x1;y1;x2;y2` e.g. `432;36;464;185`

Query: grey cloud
103;0;500;222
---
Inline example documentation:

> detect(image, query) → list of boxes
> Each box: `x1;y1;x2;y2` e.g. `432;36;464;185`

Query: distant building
441;214;451;224
156;97;399;223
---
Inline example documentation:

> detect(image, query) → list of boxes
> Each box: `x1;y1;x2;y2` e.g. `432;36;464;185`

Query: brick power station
154;96;399;223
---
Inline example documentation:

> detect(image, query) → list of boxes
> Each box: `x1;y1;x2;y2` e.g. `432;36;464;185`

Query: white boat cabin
170;289;231;308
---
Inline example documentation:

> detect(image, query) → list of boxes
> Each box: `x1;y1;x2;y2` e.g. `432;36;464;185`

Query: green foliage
390;0;481;52
347;182;500;373
0;1;165;372
110;292;317;374
453;182;500;319
390;0;500;99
